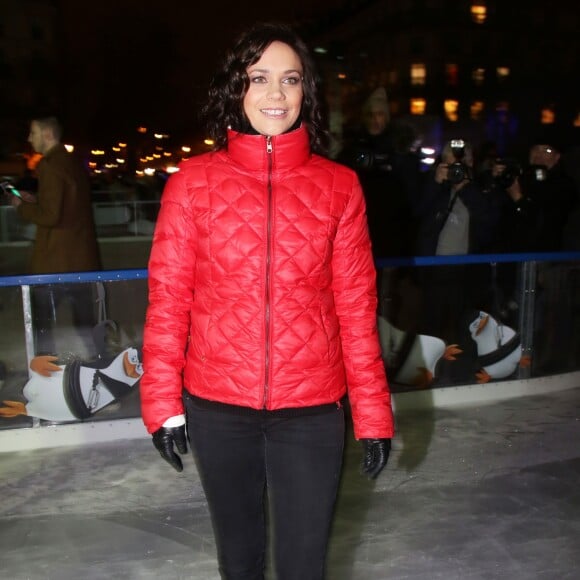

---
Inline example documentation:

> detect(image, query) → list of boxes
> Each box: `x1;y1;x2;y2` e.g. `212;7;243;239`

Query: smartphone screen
1;182;22;198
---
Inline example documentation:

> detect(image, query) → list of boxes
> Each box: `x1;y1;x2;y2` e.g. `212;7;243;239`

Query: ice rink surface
1;385;579;580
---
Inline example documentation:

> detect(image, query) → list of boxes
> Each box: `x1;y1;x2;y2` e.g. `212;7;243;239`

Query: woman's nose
267;81;285;99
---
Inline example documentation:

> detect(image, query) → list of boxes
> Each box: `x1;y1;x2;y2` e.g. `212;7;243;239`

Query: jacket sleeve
331;168;394;440
140;169;197;433
17;161;64;227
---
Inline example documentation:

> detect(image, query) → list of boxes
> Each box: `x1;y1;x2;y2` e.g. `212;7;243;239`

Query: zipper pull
266;136;272;154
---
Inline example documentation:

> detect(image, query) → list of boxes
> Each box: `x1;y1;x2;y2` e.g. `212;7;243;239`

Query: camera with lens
493;158;522;189
446;139;469;184
528;164;548;182
447;161;469;184
353;150;392;171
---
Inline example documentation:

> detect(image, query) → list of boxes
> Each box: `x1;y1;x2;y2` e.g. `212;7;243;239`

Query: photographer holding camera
414;139;497;257
523;135;577;251
486;156;542;253
486;131;577;253
413;139;498;377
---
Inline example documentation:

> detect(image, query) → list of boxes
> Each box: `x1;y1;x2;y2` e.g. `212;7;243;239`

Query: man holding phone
10;115;102;357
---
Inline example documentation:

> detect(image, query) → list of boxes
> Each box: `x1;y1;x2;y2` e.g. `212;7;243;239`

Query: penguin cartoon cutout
0;347;143;422
378;315;462;388
468;311;531;383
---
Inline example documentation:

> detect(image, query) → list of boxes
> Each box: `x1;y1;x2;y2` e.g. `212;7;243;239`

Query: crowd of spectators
337;92;579;260
336;90;580;379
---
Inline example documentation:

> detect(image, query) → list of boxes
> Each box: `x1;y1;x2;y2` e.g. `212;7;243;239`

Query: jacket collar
38;143;66;168
226;125;311;173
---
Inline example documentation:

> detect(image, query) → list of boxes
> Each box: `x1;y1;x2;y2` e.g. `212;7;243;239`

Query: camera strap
436;189;461;235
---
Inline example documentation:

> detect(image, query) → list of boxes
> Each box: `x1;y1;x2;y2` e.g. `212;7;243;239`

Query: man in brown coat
11;115;102;357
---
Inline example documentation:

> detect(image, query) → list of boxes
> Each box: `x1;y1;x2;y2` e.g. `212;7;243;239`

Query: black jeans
185;393;345;580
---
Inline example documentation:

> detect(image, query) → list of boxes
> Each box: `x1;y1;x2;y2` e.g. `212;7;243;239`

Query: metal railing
0;199;161;243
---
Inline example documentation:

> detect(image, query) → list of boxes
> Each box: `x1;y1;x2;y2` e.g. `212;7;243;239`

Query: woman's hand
361;438;391;479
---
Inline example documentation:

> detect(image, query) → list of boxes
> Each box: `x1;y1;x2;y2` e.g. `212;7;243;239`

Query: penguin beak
123;352;141;379
476;315;489;336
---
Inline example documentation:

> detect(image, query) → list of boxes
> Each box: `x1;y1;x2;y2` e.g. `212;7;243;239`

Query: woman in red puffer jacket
140;21;394;580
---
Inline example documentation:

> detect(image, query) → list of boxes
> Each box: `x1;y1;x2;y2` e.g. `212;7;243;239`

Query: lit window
496;66;510;80
573;112;580;127
410;98;426;115
471;2;487;24
540;107;556;124
410;63;426;86
444;100;459;122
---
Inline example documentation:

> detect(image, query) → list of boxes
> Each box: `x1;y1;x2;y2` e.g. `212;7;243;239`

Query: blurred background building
0;0;578;176
307;0;579;158
0;0;60;172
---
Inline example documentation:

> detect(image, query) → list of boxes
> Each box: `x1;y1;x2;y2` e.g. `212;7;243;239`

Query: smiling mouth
260;109;287;117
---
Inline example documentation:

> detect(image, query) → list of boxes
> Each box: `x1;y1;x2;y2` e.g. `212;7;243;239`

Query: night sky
58;0;338;146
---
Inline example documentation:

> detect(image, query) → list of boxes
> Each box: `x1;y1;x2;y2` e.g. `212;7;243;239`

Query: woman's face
243;41;304;136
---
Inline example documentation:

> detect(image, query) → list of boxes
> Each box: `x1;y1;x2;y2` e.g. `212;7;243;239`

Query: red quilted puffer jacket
140;126;394;440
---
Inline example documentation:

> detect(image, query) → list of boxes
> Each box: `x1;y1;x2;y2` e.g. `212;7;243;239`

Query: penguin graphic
0;347;143;422
378;315;462;388
468;311;531;383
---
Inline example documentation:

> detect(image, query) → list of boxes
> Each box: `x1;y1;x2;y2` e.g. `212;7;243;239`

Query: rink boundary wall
2;257;579;452
2;371;579;453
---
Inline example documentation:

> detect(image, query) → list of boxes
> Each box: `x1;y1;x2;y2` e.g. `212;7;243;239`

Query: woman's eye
248;75;302;86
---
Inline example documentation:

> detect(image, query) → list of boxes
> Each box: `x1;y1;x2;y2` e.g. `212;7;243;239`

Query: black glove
361;438;391;479
152;425;188;472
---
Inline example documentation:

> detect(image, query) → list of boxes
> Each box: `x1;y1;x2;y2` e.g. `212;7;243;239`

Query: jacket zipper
263;136;273;408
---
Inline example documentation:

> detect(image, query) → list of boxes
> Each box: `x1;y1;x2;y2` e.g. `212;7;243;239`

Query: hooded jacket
140;126;394;440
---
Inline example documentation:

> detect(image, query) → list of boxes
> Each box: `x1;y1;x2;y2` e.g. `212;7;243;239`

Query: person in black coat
337;87;424;324
337;87;423;259
523;140;578;252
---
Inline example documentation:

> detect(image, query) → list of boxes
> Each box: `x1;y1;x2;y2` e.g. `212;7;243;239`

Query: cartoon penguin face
468;311;489;338
125;348;143;378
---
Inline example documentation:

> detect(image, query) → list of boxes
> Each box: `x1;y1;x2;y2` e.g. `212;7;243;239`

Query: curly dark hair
201;22;328;155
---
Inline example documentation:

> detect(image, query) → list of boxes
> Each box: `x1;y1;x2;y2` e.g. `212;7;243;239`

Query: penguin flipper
413;367;434;389
475;369;491;384
443;344;463;361
30;355;62;377
0;400;27;417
